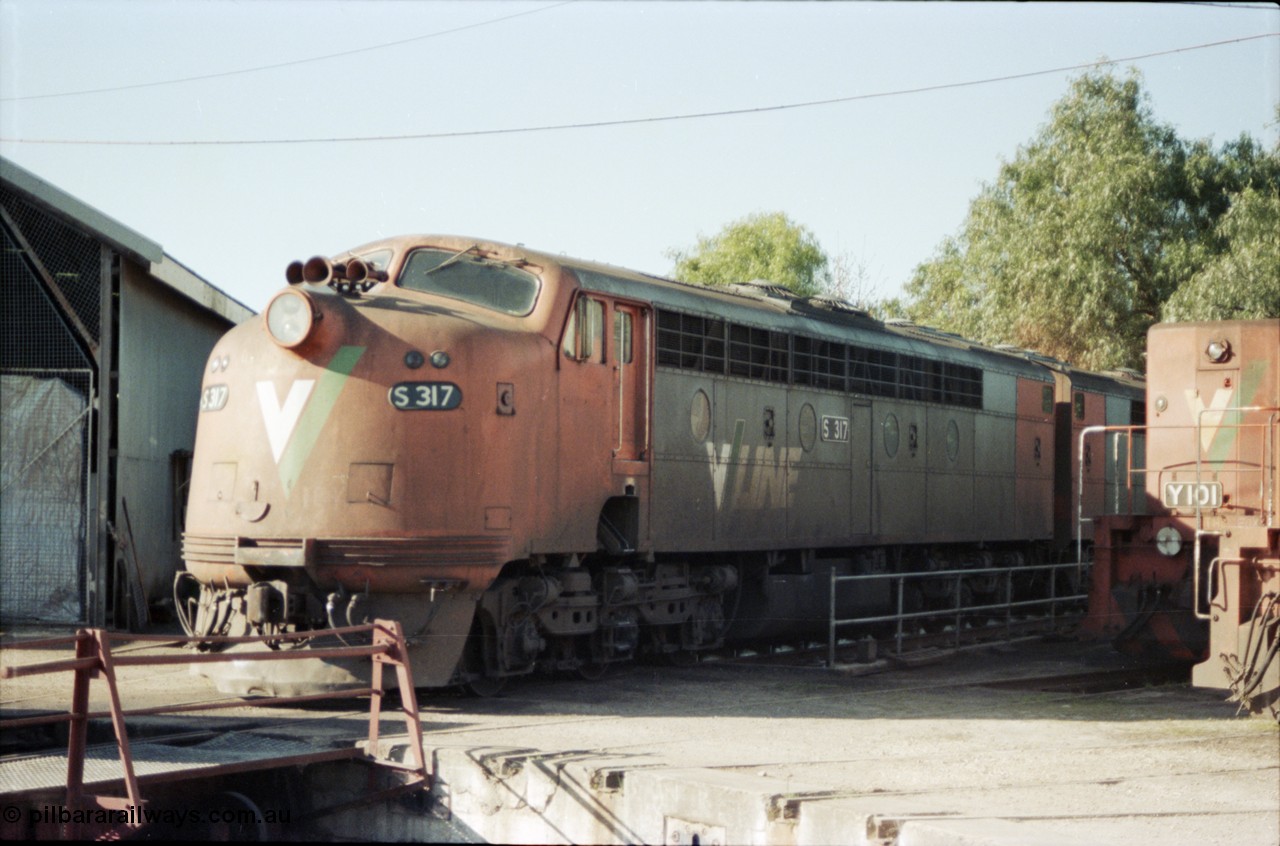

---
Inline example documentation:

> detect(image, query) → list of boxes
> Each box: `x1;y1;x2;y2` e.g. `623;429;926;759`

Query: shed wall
117;260;233;602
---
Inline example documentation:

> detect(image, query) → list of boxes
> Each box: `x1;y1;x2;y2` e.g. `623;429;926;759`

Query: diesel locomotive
1084;319;1279;716
178;235;1142;695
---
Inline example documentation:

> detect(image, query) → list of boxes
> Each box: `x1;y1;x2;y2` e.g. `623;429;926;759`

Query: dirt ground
2;629;1277;844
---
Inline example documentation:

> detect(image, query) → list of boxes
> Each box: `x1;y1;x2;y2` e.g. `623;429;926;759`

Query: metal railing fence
0;620;427;839
827;560;1089;668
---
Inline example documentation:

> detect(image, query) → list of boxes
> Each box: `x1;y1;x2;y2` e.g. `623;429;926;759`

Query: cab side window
563;297;605;363
614;310;633;364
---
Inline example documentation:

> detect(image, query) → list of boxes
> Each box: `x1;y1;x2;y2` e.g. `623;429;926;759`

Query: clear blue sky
2;1;1277;313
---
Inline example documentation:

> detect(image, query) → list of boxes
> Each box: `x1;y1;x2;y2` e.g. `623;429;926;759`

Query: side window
562;308;577;359
1074;392;1086;420
614;311;633;364
563;297;605;362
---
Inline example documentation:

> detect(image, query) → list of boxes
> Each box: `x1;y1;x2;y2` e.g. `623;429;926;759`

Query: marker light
265;289;316;348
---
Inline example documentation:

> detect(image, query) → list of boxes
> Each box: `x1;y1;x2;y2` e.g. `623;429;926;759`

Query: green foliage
667;212;830;298
1163;185;1280;320
902;68;1280;371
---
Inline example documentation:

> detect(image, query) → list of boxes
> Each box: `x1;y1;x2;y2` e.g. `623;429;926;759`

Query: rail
0;619;427;839
827;561;1089;668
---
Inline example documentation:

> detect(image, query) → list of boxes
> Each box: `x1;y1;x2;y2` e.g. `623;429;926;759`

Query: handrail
1182;407;1274;604
1075;424;1145;570
1195;406;1279;529
827;561;1088;668
0;619;427;839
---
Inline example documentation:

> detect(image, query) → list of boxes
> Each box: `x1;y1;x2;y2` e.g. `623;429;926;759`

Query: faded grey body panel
926;407;976;539
716;379;788;542
975;412;1019;538
653;366;1051;551
785;391;872;541
650;370;718;550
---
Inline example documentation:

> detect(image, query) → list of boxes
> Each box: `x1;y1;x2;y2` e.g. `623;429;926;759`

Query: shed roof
1;156;253;324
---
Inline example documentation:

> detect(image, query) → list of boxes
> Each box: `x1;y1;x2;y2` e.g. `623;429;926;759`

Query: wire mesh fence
1;187;102;624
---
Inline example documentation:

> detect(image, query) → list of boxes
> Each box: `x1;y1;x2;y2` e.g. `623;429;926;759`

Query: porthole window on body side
883;413;900;458
690;389;712;443
799;404;817;452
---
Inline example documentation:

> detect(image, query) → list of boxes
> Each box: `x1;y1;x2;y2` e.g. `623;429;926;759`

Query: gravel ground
2;629;1277;845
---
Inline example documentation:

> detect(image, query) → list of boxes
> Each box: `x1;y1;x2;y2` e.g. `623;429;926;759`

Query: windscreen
398;248;540;316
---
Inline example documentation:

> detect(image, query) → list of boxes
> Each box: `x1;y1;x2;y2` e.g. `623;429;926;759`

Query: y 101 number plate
389;382;462;411
1163;481;1222;509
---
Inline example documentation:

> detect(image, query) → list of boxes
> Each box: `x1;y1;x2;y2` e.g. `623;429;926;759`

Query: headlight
264;288;316;348
1156;526;1183;557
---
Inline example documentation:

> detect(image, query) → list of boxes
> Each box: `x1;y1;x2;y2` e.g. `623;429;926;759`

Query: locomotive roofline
338;233;1125;389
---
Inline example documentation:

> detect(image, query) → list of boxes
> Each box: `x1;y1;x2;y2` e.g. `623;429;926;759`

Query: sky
1;0;1277;315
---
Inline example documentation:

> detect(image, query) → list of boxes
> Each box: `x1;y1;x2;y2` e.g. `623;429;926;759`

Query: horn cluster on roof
285;255;388;296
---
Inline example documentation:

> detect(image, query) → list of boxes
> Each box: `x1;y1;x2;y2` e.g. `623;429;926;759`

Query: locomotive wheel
574;661;609;681
460;638;507;697
459;618;506;697
663;649;698;667
463;673;507;698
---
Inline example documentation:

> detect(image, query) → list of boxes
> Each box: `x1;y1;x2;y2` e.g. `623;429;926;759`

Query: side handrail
1076;424;1145;569
827;560;1088;668
1195;407;1278;529
0;619;427;837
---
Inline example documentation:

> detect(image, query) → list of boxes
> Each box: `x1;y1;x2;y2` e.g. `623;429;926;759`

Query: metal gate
0;370;93;622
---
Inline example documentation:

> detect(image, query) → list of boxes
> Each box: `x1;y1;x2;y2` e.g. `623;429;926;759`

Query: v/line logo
254;346;365;495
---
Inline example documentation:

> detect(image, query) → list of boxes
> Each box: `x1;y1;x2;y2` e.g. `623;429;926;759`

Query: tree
667;212;830;297
1163;185;1280;320
900;68;1279;371
825;251;880;310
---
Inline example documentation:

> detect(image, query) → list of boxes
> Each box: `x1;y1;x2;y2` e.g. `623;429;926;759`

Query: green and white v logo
1184;386;1234;455
256;346;365;496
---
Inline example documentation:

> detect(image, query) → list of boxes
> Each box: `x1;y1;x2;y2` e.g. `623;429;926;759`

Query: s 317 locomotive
1085;319;1279;716
179;235;1141;695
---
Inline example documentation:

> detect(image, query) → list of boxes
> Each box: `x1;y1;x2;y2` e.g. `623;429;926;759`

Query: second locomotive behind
179;236;1142;694
1085;319;1279;715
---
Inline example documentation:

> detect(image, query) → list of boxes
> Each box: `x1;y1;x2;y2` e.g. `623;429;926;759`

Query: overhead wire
1174;1;1280;10
1;31;1275;147
0;0;578;103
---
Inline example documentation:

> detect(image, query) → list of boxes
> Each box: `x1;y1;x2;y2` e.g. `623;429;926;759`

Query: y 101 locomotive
179;235;1142;695
1085;319;1279;716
